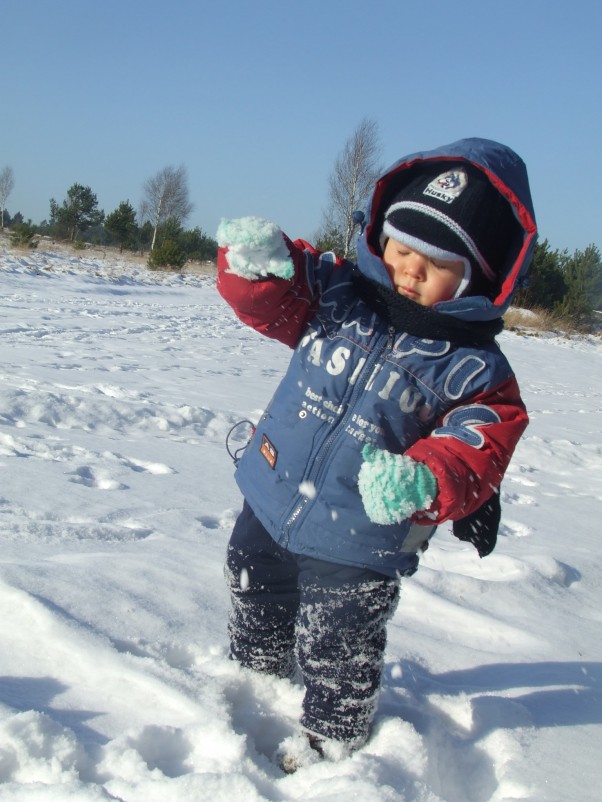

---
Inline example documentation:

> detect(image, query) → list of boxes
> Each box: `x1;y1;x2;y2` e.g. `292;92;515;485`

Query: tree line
514;240;602;327
1;165;217;268
2;127;601;326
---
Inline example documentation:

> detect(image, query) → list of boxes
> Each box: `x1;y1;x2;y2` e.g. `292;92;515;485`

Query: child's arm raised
216;216;336;348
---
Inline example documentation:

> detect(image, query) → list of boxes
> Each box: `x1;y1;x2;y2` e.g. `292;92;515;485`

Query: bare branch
321;119;382;257
141;165;193;250
0;166;15;229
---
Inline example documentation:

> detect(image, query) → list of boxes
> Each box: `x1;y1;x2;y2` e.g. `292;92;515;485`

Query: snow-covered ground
0;242;601;802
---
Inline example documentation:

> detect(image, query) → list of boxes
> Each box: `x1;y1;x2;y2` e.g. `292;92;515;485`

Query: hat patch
423;168;468;205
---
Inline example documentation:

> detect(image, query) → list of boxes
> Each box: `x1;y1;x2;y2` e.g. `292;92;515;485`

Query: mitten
358;444;437;525
452;492;501;557
216;216;294;280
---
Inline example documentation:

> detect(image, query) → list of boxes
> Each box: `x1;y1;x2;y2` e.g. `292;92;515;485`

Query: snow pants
224;500;400;745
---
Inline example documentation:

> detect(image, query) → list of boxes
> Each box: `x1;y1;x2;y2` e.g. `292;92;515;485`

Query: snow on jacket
217;137;536;577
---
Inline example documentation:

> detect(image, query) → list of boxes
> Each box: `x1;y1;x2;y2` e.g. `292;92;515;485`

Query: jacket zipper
284;325;395;536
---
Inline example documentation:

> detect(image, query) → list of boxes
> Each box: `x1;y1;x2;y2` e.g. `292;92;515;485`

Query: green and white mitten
216;216;294;280
358;444;437;525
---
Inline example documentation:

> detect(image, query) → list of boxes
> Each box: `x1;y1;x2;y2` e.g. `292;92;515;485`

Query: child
216;137;537;771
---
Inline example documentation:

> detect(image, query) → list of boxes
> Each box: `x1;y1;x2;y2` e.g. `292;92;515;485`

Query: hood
355;137;537;322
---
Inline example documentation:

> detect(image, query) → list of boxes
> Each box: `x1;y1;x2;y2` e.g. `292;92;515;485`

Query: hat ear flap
451;261;471;299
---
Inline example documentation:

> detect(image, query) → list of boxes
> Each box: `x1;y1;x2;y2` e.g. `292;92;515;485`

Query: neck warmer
352;267;503;346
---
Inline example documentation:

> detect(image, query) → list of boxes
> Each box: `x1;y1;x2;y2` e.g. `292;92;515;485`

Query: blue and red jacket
217;138;536;576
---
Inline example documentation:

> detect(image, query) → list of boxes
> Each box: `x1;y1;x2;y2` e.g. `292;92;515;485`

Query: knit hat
381;162;520;294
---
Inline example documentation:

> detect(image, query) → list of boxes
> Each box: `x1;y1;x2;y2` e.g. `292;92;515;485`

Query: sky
1;0;601;253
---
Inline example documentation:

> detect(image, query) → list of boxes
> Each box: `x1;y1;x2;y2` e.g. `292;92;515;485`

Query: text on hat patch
423;168;468;205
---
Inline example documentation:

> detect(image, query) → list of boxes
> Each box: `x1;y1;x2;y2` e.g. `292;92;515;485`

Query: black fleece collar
352;267;503;346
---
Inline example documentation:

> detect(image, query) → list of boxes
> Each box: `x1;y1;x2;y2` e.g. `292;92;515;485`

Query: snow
0;241;601;801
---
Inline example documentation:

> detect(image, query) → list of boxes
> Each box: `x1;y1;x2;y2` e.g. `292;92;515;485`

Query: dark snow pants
224;500;400;745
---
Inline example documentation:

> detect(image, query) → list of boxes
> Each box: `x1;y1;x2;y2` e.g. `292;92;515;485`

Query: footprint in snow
111;637;196;669
117;454;175;475
197;509;239;530
501;489;537;506
221;669;301;762
499;518;533;539
68;465;127;490
523;555;581;587
0;517;154;544
107;724;192;778
505;464;539;488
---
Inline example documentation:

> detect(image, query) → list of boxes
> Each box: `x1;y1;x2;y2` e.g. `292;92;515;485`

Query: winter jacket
217;137;536;577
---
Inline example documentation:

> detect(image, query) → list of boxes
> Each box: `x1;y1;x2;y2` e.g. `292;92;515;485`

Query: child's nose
404;254;426;278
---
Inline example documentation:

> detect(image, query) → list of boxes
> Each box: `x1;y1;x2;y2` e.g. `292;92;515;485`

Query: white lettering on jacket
296;327;488;434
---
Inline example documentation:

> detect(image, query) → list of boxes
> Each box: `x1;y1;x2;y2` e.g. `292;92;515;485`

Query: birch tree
140;165;193;250
319;118;382;258
0;166;15;229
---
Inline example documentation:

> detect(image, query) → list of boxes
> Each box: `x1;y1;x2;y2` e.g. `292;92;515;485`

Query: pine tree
557;244;601;324
514;239;567;311
105;201;138;251
50;184;104;241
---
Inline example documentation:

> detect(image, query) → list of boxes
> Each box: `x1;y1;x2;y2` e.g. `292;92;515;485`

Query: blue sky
2;0;600;252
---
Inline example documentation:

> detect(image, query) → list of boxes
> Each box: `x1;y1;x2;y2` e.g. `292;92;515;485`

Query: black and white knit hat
382;162;519;295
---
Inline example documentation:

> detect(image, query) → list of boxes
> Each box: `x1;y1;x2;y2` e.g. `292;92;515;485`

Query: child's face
382;238;466;306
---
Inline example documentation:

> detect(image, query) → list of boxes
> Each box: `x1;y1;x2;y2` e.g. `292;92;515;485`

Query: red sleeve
216;236;331;348
407;376;528;522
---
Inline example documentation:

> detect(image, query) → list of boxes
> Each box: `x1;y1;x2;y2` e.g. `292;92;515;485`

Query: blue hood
356;137;538;322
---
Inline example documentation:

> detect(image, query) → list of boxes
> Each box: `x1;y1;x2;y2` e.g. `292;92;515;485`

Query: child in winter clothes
216;137;537;770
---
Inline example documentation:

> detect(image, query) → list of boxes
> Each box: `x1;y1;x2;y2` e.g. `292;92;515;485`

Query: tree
0;166;15;229
153;217;184;249
147;217;186;269
314;224;346;255
140;165;193;251
514;239;568;311
139;220;154;252
36;219;53;236
49;183;104;241
557;244;601;324
592;251;602;312
146;218;217;269
148;239;188;270
319;118;382;258
105;200;138;251
178;226;217;261
10;220;38;249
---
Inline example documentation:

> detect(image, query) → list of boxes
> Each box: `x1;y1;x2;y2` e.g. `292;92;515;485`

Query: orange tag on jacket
259;434;278;469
